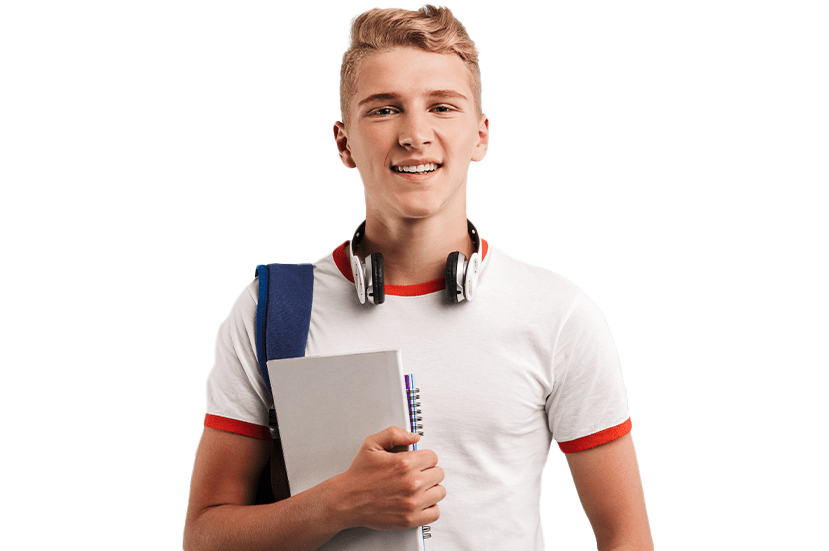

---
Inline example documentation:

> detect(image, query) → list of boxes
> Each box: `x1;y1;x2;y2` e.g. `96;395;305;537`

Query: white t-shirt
205;241;631;550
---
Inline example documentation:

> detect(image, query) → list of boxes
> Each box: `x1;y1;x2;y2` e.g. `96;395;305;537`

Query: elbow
182;521;197;551
183;509;211;551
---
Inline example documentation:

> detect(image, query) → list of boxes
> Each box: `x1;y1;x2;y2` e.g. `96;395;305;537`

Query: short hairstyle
340;5;482;126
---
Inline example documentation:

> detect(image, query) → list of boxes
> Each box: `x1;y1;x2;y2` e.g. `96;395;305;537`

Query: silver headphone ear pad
371;252;385;304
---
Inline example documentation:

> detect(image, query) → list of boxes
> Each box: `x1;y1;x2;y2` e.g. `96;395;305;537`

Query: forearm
183;426;441;550
184;476;346;551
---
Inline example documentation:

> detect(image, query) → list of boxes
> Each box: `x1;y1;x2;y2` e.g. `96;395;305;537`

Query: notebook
267;349;428;550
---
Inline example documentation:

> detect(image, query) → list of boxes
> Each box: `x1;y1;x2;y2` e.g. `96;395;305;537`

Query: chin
394;199;453;220
368;186;465;222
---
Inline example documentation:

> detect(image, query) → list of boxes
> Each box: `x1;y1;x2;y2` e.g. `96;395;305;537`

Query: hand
331;425;445;531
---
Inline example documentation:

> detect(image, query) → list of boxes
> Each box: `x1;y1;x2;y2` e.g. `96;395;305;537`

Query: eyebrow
357;89;469;107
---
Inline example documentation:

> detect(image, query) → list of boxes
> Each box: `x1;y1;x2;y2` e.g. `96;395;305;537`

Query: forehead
352;47;474;107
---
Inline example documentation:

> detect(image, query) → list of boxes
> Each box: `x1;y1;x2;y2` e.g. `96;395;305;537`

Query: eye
432;105;453;113
370;107;397;116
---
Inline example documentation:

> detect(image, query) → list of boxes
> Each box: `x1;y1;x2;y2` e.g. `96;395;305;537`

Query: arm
183;427;341;551
183;425;444;551
565;433;653;551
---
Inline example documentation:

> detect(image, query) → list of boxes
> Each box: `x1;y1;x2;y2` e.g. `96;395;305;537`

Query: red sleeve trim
204;414;272;441
558;418;632;454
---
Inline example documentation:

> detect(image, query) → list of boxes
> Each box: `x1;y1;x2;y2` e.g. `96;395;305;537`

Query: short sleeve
204;279;273;440
546;290;631;453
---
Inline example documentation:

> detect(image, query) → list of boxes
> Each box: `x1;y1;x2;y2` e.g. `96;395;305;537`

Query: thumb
366;425;421;451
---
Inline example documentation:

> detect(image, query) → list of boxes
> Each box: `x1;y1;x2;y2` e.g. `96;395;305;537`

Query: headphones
349;220;482;305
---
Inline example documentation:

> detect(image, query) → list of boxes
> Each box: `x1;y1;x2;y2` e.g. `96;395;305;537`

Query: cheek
352;129;391;168
447;131;479;162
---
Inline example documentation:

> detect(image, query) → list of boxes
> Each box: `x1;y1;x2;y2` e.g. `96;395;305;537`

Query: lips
391;157;443;176
391;165;441;182
392;162;441;174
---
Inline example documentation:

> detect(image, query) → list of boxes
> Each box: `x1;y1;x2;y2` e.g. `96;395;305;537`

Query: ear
334;121;357;168
471;114;489;162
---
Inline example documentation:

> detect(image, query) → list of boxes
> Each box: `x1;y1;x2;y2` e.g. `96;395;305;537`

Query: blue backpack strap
254;263;314;396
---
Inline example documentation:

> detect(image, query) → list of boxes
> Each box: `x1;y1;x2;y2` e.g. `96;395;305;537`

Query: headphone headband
349;220;481;305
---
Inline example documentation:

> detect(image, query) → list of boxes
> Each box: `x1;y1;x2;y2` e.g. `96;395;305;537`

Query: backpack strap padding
254;263;314;396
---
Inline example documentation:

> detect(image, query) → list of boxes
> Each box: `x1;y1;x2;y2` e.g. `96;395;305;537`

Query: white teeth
394;163;438;173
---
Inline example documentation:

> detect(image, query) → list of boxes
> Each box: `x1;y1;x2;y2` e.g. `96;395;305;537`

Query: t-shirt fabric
204;241;631;550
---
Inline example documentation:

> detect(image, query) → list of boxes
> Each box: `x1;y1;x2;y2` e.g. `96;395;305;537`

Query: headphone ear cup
445;251;463;303
463;252;481;301
370;252;385;304
351;255;366;304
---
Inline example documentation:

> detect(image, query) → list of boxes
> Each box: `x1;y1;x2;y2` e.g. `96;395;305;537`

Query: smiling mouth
392;163;441;174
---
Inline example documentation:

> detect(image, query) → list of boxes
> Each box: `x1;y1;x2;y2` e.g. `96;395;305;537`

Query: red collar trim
332;239;489;298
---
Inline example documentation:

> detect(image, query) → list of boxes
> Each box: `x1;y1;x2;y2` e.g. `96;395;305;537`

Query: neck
355;215;474;286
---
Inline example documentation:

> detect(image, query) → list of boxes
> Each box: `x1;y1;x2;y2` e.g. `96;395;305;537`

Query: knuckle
402;497;419;513
403;474;422;493
395;456;412;472
402;514;418;529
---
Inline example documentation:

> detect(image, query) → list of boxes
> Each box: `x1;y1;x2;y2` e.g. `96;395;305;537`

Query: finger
419;501;442;524
366;425;421;451
420;467;444;491
421;483;447;508
419;465;445;486
406;448;439;471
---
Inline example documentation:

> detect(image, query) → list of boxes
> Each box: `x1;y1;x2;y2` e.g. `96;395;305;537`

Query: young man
184;6;652;550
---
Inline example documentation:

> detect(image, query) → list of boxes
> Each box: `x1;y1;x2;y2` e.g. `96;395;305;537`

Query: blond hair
340;5;481;126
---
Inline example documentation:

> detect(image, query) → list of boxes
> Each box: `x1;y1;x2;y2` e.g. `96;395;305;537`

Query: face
335;47;489;223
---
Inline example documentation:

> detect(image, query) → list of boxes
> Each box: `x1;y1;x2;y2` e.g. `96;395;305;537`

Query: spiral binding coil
404;375;431;542
406;387;423;437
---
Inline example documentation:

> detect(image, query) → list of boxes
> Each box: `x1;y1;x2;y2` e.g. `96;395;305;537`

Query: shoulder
481;246;619;360
483;244;586;314
223;278;259;330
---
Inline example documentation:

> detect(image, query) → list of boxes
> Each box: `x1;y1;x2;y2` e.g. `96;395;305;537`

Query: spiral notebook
267;349;429;550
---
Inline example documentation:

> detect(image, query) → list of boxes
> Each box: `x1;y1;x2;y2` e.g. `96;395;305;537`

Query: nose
398;112;433;149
